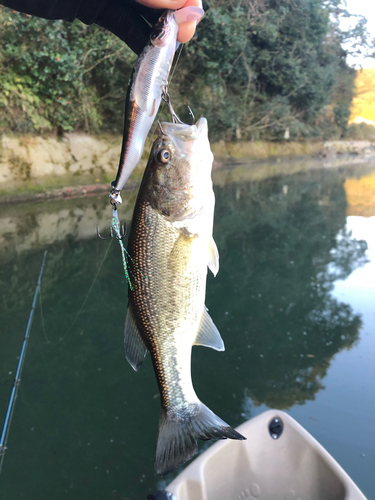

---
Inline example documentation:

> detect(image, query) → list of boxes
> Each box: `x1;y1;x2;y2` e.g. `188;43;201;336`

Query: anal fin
124;303;147;371
194;307;224;351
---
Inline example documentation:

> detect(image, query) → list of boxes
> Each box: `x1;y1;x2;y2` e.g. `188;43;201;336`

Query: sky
343;0;375;68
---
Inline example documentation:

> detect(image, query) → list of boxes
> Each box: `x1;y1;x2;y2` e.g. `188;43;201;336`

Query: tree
173;0;374;140
0;7;135;133
0;1;374;140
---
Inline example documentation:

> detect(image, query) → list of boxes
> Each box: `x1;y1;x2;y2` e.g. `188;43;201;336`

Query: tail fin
155;403;245;476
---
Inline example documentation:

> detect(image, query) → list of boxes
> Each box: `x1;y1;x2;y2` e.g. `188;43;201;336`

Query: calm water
0;161;374;500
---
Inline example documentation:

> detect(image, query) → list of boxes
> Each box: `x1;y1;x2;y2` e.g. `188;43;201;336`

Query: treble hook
97;225;111;240
162;86;183;124
158;120;165;135
97;205;127;241
161;85;195;126
97;222;127;240
117;223;127;240
187;105;195;125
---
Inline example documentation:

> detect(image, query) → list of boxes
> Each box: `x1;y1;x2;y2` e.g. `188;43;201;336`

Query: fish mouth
159;117;208;142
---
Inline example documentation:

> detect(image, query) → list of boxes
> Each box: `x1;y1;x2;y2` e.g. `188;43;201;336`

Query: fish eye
151;27;166;41
157;148;171;164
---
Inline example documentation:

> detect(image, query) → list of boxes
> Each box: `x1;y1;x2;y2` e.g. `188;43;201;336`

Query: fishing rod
0;251;47;474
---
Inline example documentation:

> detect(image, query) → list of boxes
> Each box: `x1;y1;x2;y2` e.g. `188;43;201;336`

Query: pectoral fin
208;237;219;276
169;230;194;272
194;307;225;351
124;303;147;371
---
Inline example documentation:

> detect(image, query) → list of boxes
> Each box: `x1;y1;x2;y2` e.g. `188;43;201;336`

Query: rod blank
0;251;47;473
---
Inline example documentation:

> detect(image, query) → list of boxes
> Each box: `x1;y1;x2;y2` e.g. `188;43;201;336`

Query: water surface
0;161;374;499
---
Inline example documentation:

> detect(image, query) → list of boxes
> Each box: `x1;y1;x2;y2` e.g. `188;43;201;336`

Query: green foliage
0;7;136;133
345;122;375;141
0;1;374;139
175;0;371;140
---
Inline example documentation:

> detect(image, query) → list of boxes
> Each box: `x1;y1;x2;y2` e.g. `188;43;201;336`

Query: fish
109;6;204;206
124;117;245;476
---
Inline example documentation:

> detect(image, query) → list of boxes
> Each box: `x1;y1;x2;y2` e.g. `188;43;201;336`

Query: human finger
135;0;189;9
175;0;203;43
136;0;203;43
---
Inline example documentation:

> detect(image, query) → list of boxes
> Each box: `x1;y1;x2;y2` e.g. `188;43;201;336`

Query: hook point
97;225;111;240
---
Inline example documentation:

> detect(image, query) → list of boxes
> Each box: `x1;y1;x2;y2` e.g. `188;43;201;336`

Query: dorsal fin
208;237;219;276
193;307;225;351
124;303;148;371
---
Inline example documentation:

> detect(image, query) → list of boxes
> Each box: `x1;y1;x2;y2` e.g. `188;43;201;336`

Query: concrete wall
1;133;375;196
0;133;122;184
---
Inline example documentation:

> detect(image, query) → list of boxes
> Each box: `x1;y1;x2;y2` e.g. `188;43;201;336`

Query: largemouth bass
109;7;204;205
124;117;245;476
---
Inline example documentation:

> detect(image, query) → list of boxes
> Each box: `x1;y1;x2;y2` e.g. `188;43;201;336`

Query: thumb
135;0;189;8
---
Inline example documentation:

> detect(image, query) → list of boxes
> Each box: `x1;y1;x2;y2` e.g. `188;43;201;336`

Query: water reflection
0;163;372;499
345;171;375;217
200;169;367;409
0;193;138;258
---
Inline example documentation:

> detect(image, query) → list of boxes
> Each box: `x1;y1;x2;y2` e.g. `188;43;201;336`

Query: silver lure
109;7;204;205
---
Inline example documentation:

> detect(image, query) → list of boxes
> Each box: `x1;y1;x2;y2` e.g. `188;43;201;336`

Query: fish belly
128;201;206;407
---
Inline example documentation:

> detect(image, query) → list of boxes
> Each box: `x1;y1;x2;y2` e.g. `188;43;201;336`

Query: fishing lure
97;208;138;289
109;6;204;206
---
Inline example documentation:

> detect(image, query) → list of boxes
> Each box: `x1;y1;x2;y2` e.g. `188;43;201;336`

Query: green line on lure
110;209;133;289
97;208;139;290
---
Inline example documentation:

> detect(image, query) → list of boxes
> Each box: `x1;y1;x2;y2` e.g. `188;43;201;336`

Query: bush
0;8;135;133
345;123;375;141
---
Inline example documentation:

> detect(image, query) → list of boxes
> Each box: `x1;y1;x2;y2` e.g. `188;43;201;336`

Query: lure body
110;7;203;205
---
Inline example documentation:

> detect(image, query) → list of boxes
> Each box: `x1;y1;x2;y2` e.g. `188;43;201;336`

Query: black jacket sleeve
1;0;163;54
1;0;106;23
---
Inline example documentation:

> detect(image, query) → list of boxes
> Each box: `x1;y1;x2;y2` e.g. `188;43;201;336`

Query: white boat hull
165;410;367;500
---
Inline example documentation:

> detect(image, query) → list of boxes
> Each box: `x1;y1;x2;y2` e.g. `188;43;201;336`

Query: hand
96;0;202;55
135;0;203;43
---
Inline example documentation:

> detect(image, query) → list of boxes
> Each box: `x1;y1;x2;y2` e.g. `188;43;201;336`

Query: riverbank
1;133;375;203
